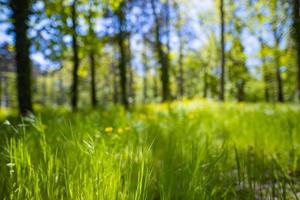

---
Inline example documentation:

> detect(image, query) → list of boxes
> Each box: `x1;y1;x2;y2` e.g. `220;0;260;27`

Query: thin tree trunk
142;48;148;103
259;39;270;102
71;0;80;111
203;66;208;98
127;37;135;104
111;63;119;104
115;3;128;109
236;81;245;102
118;35;128;108
87;4;97;107
118;29;128;108
275;50;284;102
293;0;300;100
151;0;170;102
273;36;284;102
89;51;97;107
219;0;225;101
263;66;270;102
178;33;184;98
10;0;33;115
58;73;65;105
153;70;158;100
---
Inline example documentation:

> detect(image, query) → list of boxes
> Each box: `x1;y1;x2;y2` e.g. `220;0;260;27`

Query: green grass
1;100;300;199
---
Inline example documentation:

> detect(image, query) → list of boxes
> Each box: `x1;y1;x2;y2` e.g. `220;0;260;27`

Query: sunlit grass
1;100;300;199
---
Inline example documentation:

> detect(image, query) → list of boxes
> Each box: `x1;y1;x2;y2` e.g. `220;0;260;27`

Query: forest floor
1;100;300;199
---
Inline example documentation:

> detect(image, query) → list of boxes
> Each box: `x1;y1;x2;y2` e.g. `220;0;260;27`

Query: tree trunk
203;66;208;98
264;69;270;102
151;0;170;102
259;40;270;102
236;80;245;102
87;5;97;108
127;37;135;104
10;0;33;115
111;63;119;104
273;35;284;102
58;73;65;105
115;3;129;109
293;0;300;100
178;33;184;98
142;48;148;103
219;0;226;101
118;34;128;109
89;51;97;107
275;51;284;102
153;71;158;100
71;0;80;111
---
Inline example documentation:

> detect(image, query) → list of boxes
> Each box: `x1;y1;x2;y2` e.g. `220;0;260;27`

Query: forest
0;0;300;199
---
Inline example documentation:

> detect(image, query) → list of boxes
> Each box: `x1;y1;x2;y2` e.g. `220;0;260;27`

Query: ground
1;100;300;199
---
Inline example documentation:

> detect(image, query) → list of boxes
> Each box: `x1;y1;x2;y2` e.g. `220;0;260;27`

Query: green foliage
1;101;300;199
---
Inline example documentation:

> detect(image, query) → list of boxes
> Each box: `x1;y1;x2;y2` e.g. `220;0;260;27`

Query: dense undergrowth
0;100;300;199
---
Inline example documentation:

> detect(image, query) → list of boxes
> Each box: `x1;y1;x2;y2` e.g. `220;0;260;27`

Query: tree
150;0;171;101
70;0;80;110
219;0;226;101
142;41;149;102
127;36;135;104
247;0;272;102
116;2;129;109
175;1;184;98
227;0;249;102
86;0;99;107
10;0;33;115
270;0;288;102
292;0;300;100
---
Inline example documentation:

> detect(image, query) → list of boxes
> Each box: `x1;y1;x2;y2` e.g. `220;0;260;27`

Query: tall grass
1;101;300;199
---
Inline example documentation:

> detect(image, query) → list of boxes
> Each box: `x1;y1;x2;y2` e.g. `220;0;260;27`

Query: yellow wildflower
104;127;113;133
117;128;124;134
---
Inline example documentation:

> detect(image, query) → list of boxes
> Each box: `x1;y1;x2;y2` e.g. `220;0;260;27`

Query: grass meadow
1;100;300;199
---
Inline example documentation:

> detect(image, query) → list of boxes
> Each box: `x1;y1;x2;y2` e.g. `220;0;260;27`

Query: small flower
3;120;11;126
117;128;124;134
104;127;113;133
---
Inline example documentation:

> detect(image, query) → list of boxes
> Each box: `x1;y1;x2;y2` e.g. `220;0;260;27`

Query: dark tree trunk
111;63;119;104
264;71;270;102
115;3;129;109
203;66;208;98
275;52;284;102
219;0;225;101
151;0;170;102
259;39;270;102
143;73;148;103
153;71;158;100
127;37;135;104
71;0;80;111
118;34;128;109
87;5;97;108
89;51;97;107
178;34;184;98
236;81;245;102
293;0;300;100
142;48;148;103
10;0;33;115
274;37;284;102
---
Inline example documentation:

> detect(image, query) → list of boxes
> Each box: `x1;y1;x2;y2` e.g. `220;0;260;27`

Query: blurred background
0;0;299;114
